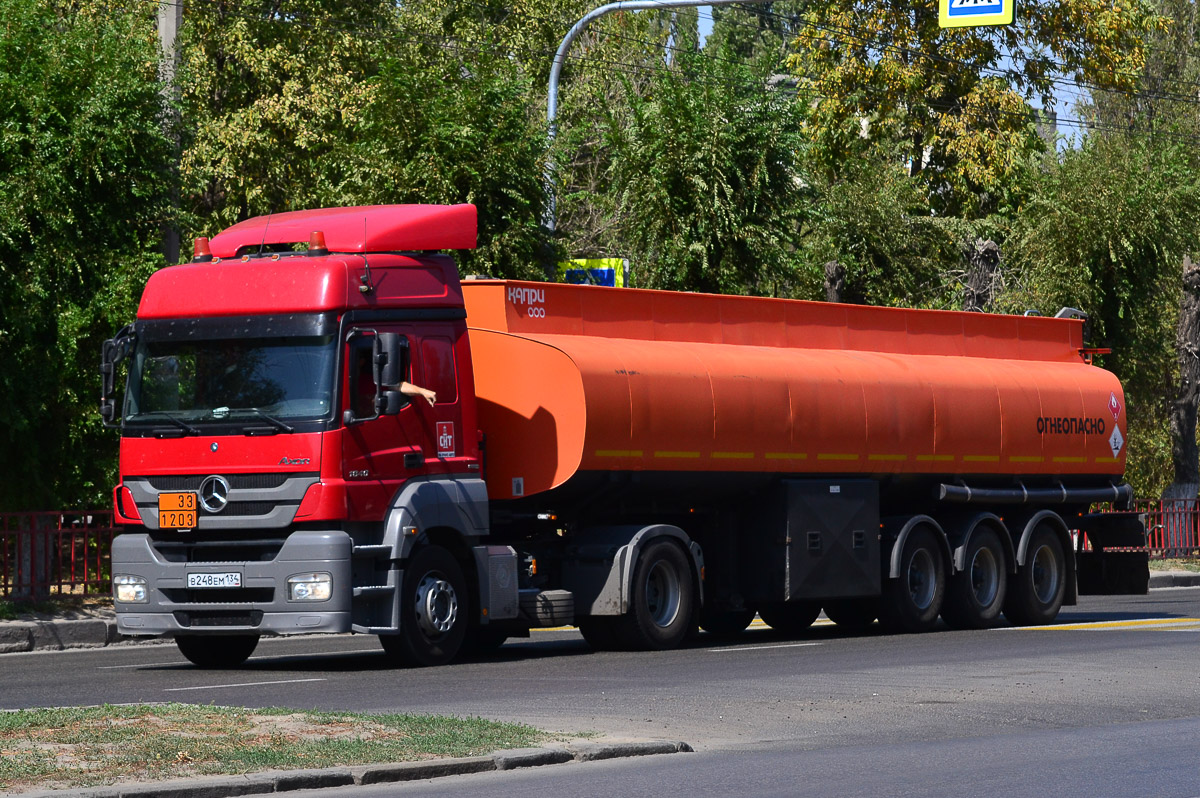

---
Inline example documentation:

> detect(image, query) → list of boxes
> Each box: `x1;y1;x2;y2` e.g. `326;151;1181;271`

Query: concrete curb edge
18;741;694;797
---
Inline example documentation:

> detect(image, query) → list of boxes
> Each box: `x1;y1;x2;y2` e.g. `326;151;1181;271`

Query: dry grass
0;704;557;794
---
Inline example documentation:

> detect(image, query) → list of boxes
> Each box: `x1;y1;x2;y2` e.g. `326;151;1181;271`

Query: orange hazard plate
158;492;197;530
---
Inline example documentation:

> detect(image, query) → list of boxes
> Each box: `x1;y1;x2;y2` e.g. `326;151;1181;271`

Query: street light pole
544;0;758;234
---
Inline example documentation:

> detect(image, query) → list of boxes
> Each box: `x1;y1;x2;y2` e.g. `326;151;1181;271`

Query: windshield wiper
241;408;295;435
139;411;201;436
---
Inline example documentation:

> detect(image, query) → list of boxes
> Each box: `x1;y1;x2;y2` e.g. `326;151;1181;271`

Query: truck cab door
341;329;434;519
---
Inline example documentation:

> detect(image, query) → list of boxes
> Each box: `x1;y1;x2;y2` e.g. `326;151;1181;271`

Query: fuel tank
463;281;1126;501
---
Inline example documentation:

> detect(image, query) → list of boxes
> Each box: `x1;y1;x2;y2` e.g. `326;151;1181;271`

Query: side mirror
373;333;409;416
100;327;134;429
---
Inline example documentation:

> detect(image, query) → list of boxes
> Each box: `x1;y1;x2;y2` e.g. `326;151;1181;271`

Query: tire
942;527;1008;630
880;526;946;633
175;634;259;668
611;539;696;650
758;601;821;635
380;545;468;666
823;598;878;632
1004;524;1066;626
699;607;756;639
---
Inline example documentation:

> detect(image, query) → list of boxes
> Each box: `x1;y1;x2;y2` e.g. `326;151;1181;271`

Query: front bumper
112;528;353;637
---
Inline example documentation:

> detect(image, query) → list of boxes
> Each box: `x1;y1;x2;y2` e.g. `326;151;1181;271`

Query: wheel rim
1030;543;1060;604
414;573;458;637
908;549;937;610
644;560;681;628
968;546;999;607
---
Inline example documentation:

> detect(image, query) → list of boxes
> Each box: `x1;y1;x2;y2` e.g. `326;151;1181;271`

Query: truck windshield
124;334;337;428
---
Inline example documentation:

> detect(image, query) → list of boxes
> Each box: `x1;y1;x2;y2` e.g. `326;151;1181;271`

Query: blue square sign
940;0;1013;27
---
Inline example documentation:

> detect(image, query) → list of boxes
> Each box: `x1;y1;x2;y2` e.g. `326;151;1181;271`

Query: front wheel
381;545;468;666
175;634;259;668
612;540;696;650
1004;525;1066;626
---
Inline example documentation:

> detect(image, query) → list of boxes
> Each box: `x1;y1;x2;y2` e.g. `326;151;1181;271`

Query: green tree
1007;134;1200;495
0;0;173;510
601;50;810;295
788;0;1165;218
178;0;393;231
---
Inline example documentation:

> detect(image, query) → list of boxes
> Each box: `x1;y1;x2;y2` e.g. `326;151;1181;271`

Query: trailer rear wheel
881;526;945;633
175;634;259;668
759;601;821;635
613;539;695;650
942;528;1008;629
699;607;756;639
1004;525;1066;626
380;545;467;666
823;598;878;631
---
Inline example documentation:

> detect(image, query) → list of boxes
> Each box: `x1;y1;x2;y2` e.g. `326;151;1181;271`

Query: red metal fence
1132;498;1200;558
0;512;116;600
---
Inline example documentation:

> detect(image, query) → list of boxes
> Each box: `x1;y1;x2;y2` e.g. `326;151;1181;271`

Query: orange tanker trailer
462;279;1145;645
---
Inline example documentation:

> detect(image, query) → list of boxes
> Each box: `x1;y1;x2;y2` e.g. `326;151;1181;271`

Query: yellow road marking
1012;618;1200;631
654;451;701;459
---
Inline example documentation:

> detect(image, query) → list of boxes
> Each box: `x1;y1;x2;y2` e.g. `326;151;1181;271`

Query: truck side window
420;337;458;404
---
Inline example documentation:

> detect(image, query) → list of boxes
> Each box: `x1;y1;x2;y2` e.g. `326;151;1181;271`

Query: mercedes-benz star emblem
199;475;231;513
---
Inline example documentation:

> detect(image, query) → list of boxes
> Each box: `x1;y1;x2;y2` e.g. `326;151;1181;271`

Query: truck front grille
174;610;264;628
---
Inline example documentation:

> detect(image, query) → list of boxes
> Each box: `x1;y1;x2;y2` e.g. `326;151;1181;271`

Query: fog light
287;573;332;601
113;575;147;603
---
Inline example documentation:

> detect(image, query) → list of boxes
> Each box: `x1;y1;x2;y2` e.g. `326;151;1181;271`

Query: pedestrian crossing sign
939;0;1014;27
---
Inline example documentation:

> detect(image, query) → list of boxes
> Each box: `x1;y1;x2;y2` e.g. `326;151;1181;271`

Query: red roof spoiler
208;204;477;258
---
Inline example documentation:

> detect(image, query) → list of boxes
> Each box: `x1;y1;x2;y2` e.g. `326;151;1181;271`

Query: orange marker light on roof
192;237;213;263
307;230;329;256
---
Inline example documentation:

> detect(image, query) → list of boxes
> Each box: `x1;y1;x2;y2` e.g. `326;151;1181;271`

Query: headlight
113;575;148;603
287;573;332;601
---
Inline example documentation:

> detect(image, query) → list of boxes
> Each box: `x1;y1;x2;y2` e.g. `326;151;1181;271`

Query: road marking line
164;678;326;692
708;642;822;653
1005;618;1200;631
99;662;182;670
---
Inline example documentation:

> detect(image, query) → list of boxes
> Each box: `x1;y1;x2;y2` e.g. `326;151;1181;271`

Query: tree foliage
787;0;1165;216
601;50;810;295
1007;135;1200;495
0;0;172;509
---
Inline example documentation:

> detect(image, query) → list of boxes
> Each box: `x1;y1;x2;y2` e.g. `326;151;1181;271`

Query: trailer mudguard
886;515;952;580
942;512;1017;575
563;524;703;616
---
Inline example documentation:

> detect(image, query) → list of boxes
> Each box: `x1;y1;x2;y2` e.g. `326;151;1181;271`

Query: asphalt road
3;589;1199;796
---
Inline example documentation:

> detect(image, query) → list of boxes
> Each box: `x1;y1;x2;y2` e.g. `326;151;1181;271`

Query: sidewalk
3;570;1198;655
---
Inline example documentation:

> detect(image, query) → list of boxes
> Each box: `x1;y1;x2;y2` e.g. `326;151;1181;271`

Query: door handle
404;451;425;469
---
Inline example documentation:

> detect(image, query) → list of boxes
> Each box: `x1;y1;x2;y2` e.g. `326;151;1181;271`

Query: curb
1148;571;1200;588
18;741;694;797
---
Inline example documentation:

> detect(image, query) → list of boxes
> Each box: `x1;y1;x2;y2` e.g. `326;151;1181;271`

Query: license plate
187;572;242;589
158;492;197;530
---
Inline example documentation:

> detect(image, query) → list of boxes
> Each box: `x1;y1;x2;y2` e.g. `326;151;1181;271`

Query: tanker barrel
939;482;1132;508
